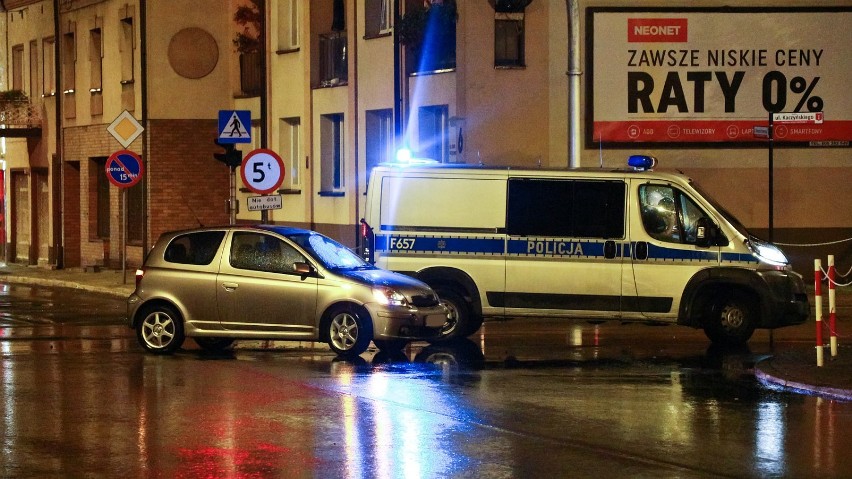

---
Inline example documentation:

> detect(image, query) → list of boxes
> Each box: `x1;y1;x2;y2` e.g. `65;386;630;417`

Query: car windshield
689;180;750;238
287;232;373;271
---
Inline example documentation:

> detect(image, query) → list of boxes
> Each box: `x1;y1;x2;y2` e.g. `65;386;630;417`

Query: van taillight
359;219;375;264
135;268;145;290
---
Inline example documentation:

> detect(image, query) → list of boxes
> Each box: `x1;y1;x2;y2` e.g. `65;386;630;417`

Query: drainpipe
566;0;581;168
53;0;62;267
140;0;148;256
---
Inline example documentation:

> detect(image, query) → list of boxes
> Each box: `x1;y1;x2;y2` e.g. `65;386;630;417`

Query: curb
754;357;852;402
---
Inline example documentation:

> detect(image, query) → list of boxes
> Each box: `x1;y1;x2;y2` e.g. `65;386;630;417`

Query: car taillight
135;268;145;290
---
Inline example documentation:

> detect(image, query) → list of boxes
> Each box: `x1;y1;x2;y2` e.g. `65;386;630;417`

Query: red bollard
828;255;837;357
815;259;824;367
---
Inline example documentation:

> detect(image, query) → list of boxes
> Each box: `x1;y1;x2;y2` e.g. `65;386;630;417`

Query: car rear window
164;231;225;265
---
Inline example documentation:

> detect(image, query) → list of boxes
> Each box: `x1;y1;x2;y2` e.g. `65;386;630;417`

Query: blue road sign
105;150;144;188
218;110;252;143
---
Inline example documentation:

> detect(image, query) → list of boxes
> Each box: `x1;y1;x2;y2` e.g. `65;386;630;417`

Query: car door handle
222;282;239;291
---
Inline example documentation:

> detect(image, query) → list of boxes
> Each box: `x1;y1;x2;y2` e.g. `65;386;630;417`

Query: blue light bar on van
627;155;657;171
383;148;439;167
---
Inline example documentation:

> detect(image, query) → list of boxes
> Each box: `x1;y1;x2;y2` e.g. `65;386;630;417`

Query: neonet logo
628;18;688;43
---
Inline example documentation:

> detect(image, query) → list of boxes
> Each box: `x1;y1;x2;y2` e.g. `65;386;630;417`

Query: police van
360;155;809;345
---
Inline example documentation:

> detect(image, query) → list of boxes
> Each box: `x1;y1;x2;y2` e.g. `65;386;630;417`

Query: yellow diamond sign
107;110;144;148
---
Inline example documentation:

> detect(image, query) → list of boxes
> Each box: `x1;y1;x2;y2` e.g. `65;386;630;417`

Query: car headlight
749;241;788;267
372;287;409;307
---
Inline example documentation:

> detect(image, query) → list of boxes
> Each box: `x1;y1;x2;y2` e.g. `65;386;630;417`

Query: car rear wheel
703;293;756;346
326;306;372;357
136;305;185;354
432;288;483;342
194;337;235;352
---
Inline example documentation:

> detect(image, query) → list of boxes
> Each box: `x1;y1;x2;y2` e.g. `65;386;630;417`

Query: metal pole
122;188;127;284
566;0;582;168
815;259;824;367
229;166;237;225
768;112;774;242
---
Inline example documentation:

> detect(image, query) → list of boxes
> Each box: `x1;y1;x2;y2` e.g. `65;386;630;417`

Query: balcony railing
0;100;42;128
319;31;348;87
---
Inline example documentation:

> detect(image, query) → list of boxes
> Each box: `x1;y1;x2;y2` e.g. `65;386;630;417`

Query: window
639;185;709;244
164;231;225;265
507;179;625;238
12;45;24;91
43;37;56;96
495;13;524;67
276;0;299;51
279;118;301;187
95;157;110;239
320;113;344;193
230;232;306;274
365;109;393;178
365;0;392;37
89;28;103;91
127;180;143;244
418;105;448;163
29;40;39;98
62;30;76;118
319;31;347;86
120;16;134;83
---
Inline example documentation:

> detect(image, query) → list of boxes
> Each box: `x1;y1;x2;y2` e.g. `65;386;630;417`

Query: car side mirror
695;217;728;247
294;262;315;279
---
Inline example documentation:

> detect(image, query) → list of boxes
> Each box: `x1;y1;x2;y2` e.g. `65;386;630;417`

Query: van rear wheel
434;288;482;341
703;293;756;346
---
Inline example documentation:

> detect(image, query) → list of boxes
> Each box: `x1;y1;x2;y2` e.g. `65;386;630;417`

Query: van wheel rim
440;301;459;336
330;312;359;351
719;304;745;332
142;312;176;349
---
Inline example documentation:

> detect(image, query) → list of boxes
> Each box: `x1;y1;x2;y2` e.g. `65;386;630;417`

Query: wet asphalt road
2;283;851;478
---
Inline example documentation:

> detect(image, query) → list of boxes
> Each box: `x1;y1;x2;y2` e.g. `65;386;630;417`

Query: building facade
1;0;849;275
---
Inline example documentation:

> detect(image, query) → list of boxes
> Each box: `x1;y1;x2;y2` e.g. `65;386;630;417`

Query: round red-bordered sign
240;148;285;195
105;149;144;188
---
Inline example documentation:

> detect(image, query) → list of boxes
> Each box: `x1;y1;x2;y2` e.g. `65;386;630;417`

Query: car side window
164;231;225;265
229;232;306;274
639;185;709;245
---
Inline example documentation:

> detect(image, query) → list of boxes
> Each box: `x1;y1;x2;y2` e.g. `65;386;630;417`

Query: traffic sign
240;149;285;194
753;126;769;138
105;150;144;188
218;110;252;143
107;110;144;148
247;194;283;211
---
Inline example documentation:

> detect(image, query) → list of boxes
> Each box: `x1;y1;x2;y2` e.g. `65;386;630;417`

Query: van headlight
749;241;788;266
372;287;410;307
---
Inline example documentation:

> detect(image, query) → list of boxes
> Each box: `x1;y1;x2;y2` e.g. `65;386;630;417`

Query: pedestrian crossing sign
218;110;252;143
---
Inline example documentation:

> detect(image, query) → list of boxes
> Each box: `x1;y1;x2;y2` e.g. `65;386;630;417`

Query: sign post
105;149;144;283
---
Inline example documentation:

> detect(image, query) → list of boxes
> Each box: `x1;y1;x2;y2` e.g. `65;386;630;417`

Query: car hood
340;268;425;289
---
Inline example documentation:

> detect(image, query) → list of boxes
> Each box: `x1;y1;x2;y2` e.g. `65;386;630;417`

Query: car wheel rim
330;312;359;351
439;300;459;336
142;312;175;349
719;304;744;332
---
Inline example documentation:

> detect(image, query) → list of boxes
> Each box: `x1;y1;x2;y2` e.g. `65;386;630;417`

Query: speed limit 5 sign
240;149;285;195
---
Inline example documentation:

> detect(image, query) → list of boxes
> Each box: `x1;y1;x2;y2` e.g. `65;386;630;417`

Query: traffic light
213;139;243;168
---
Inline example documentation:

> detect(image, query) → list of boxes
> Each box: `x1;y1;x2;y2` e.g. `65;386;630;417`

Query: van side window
229;232;306;274
507;179;625;238
639;185;709;244
164;231;225;265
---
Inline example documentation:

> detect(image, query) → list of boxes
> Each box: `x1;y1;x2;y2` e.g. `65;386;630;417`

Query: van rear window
507;179;625;239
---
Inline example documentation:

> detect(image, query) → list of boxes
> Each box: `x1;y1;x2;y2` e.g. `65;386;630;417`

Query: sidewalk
1;262;850;401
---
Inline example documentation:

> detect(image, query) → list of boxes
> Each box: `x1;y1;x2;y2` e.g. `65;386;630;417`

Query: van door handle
222;282;239;291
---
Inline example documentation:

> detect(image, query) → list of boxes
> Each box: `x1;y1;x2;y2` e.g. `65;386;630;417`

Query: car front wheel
703;293;757;346
326;306;372;357
136;305;185;354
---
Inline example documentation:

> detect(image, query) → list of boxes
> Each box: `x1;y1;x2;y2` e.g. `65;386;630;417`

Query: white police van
360;155;809;345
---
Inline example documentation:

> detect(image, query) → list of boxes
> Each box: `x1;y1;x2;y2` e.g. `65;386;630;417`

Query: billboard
588;8;852;146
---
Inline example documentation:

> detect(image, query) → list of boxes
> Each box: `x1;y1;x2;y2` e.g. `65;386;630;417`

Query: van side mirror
695;217;728;247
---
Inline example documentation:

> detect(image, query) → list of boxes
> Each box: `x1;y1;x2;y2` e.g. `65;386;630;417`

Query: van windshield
690;180;750;238
287;232;373;271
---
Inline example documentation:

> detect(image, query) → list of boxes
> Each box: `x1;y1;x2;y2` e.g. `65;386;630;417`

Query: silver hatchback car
127;225;449;357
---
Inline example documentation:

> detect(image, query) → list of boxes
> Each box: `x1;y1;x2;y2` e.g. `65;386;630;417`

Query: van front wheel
702;293;756;346
434;288;482;341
